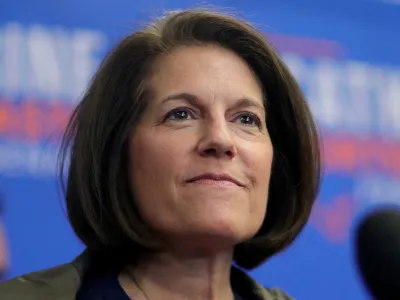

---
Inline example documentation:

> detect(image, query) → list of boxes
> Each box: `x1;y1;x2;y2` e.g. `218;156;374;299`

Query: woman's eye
165;108;194;121
235;113;261;127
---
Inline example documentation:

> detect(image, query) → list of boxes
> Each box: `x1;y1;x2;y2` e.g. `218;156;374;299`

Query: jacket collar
9;251;289;300
69;251;288;300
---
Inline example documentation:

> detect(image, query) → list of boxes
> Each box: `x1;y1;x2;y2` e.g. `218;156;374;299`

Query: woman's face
129;45;273;250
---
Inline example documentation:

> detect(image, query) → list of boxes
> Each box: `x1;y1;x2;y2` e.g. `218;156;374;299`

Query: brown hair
59;8;321;270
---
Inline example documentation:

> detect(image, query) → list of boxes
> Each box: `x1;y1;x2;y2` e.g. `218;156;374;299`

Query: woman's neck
119;250;235;300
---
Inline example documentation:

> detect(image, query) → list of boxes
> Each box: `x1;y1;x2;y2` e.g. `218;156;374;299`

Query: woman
0;8;321;300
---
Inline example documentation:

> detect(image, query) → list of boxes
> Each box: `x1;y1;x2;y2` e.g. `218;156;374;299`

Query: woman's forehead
146;46;264;105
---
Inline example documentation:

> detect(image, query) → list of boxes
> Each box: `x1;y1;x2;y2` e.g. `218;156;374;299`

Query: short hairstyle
59;8;321;270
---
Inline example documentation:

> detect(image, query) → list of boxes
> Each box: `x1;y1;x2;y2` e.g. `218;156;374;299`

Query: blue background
1;1;400;299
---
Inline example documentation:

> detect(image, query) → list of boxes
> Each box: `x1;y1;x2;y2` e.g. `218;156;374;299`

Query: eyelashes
235;113;262;127
164;107;196;122
163;107;263;129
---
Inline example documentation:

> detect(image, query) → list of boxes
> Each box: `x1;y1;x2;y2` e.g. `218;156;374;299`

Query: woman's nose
196;120;237;160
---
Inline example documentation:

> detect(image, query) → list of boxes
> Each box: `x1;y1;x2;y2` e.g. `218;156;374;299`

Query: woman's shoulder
231;266;293;300
0;262;80;300
0;256;294;300
264;287;293;300
251;286;293;300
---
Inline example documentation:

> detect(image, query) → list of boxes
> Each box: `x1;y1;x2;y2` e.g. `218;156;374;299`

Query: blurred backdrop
0;0;400;299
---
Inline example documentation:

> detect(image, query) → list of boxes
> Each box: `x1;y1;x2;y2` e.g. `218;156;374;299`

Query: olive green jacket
0;252;292;300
